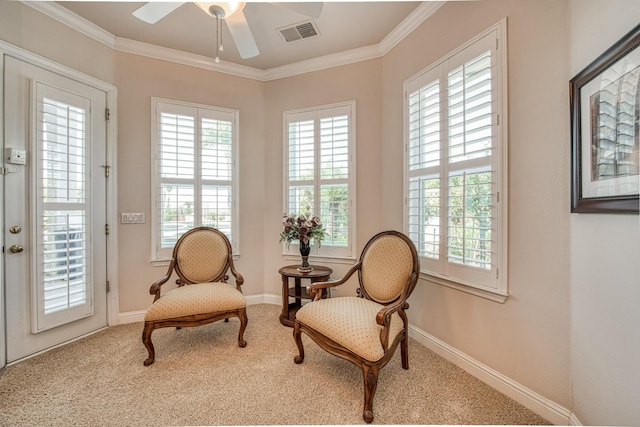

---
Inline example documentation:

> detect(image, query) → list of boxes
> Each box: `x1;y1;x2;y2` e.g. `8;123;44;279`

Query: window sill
420;271;508;303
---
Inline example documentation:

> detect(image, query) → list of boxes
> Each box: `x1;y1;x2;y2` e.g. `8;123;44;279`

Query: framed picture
570;23;640;213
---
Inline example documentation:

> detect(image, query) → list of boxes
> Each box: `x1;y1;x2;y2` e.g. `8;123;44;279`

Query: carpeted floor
0;304;550;425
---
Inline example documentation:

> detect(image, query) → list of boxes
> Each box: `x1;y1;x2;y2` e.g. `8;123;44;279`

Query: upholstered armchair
293;230;419;423
142;227;247;366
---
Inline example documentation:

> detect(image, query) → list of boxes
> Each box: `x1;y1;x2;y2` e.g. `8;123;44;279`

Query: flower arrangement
279;212;326;247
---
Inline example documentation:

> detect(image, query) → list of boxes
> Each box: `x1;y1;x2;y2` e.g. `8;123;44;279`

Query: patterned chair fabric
360;234;415;303
295;296;404;361
293;230;419;423
175;230;229;284
144;282;246;322
141;227;247;366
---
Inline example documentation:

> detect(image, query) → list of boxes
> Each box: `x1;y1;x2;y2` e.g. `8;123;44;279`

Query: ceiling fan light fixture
195;2;246;19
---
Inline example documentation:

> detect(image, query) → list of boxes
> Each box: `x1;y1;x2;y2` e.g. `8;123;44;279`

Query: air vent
278;20;319;43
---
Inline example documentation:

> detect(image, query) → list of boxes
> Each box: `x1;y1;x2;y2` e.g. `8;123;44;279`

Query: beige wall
4;0;639;423
0;1;114;83
382;0;572;409
263;61;385;297
569;0;640;425
114;52;266;311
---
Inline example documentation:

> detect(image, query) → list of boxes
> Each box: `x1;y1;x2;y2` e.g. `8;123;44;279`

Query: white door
4;55;108;363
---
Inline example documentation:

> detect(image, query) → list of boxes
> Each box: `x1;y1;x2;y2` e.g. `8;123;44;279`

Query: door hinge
103;164;111;178
105;224;110;235
105;107;110;121
106;280;111;293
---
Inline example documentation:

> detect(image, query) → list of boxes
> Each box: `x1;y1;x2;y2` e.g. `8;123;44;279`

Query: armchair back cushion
361;234;414;303
175;228;229;283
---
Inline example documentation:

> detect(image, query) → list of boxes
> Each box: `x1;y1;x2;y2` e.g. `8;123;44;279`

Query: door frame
0;40;119;368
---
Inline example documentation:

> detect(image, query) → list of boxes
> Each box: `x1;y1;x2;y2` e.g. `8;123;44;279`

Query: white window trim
150;97;239;264
403;19;509;302
282;100;357;262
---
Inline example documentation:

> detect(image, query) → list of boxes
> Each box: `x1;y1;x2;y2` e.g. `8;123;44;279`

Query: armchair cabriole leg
362;365;379;423
401;334;409;370
293;322;305;364
142;322;156;366
237;308;248;348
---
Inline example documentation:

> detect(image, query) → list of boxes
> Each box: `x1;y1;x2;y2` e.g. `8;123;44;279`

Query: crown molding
22;0;443;82
379;1;445;54
115;37;264;80
262;44;383;81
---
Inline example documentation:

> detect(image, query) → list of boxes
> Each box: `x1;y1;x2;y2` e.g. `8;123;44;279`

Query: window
404;22;508;300
284;101;356;259
151;98;238;261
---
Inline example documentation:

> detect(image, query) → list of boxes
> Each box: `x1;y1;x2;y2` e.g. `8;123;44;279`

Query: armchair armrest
308;262;362;301
375;271;418;350
375;271;418;326
149;258;176;302
227;254;244;290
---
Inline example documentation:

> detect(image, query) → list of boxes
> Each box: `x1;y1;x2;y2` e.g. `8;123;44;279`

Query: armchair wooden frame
142;227;247;366
293;230;419;423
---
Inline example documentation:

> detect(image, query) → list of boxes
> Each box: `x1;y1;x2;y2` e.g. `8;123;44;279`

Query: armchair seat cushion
296;296;404;362
144;282;246;322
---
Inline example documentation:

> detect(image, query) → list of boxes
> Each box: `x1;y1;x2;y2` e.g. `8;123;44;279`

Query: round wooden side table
278;265;332;327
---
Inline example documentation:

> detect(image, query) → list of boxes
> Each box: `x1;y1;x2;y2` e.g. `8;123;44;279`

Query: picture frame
570;23;640;213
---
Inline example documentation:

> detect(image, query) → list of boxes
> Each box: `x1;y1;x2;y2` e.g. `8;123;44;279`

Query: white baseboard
408;324;573;425
118;295;576;425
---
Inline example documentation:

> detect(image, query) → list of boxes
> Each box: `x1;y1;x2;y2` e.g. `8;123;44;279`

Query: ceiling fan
132;2;324;60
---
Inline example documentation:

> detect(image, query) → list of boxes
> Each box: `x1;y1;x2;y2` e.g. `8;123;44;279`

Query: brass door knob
9;244;24;253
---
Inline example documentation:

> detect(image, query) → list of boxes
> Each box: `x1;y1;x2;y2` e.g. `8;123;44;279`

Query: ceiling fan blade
273;2;324;19
225;10;259;59
132;2;185;24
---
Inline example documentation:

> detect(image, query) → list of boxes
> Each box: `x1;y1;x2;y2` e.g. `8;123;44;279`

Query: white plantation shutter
320;114;349;247
405;24;507;298
448;51;493;163
35;84;93;331
157;106;195;251
200;113;234;237
284;102;356;259
408;69;442;262
287;120;315;214
152;99;238;260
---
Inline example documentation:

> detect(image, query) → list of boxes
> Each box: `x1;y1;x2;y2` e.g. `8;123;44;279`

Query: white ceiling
53;1;429;71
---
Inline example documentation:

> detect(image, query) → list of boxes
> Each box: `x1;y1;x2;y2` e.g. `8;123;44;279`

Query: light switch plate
121;212;145;224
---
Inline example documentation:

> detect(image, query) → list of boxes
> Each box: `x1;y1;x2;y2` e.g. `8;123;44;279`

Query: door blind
36;88;93;331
